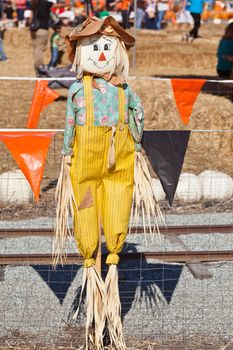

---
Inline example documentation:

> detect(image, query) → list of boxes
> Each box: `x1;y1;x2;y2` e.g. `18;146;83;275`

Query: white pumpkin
199;170;233;201
151;178;166;201
175;173;203;203
213;18;222;25
0;170;33;204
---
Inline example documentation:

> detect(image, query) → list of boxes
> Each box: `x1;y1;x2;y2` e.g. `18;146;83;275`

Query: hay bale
0;170;33;204
175;173;203;203
199;170;233;201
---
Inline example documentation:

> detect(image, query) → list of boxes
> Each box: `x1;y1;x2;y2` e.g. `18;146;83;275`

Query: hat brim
65;16;135;63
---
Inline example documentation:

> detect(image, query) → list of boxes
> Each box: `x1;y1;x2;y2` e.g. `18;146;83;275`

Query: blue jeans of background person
145;13;156;29
136;8;144;29
156;10;165;30
0;40;7;60
49;47;59;67
17;8;25;21
121;9;129;29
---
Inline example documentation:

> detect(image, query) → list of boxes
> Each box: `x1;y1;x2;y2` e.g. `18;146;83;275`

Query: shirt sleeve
127;85;144;151
62;83;79;156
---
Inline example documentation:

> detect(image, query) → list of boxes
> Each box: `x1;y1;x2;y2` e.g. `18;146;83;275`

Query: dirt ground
0;327;229;350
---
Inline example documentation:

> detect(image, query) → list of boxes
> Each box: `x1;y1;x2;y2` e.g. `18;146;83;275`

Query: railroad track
0;224;232;238
0;251;233;265
0;225;232;265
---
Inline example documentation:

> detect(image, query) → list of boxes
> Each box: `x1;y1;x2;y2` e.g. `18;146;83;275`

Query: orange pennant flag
27;81;60;128
171;79;206;125
0;131;55;201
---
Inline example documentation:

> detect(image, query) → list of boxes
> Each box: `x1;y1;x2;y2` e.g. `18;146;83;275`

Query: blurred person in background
110;0;131;29
4;0;14;20
96;6;110;18
119;0;131;29
188;0;205;41
15;0;27;26
0;0;3;19
156;0;169;29
30;0;57;75
48;22;63;68
24;3;33;27
145;0;157;29
72;0;87;25
136;0;146;29
92;0;106;16
0;21;7;61
217;22;233;78
176;0;193;41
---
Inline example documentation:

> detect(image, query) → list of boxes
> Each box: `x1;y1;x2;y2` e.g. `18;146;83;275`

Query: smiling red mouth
88;57;113;69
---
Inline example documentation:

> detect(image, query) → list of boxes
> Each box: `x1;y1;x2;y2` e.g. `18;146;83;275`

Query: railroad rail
0;224;232;238
0;225;232;265
0;251;233;265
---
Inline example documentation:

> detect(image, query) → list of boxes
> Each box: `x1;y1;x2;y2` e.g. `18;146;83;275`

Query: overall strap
108;85;126;170
118;84;126;125
83;74;94;127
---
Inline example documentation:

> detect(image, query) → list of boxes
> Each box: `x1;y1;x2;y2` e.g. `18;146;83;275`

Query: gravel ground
0;261;233;347
0;213;233;348
1;212;233;254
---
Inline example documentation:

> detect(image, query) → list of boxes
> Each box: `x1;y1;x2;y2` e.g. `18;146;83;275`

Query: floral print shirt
62;78;144;155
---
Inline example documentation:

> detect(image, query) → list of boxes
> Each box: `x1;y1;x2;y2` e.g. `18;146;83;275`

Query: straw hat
65;16;135;63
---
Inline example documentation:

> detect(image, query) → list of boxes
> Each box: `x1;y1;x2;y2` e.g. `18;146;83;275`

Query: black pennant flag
32;265;81;304
142;130;191;206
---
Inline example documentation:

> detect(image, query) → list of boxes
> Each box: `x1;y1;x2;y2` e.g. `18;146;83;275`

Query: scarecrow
54;16;162;350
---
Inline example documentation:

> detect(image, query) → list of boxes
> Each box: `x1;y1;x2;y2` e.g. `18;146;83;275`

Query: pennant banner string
0;76;232;83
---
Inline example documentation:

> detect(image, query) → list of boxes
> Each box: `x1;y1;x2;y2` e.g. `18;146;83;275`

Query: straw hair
73;264;127;350
130;151;166;238
71;42;82;78
85;266;107;350
73;265;107;350
219;337;233;350
53;155;77;266
105;264;126;350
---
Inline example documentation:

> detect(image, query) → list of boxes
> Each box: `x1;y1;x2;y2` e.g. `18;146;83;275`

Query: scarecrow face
80;35;118;74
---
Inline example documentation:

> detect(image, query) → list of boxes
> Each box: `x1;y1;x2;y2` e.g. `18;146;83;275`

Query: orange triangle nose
98;52;106;61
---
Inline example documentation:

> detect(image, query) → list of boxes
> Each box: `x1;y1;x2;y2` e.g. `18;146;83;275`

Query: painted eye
93;44;99;51
104;43;110;51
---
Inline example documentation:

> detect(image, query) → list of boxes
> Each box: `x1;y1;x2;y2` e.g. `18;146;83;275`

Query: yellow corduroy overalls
70;75;135;268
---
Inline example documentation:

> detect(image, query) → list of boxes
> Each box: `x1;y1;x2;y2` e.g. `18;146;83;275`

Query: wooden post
94;212;103;347
95;225;102;275
95;210;102;275
230;64;233;80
